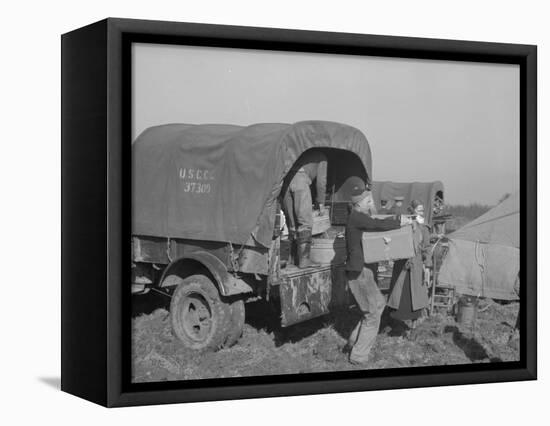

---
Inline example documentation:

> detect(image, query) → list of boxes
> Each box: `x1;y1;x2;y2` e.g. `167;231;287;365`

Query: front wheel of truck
169;274;242;351
225;298;245;347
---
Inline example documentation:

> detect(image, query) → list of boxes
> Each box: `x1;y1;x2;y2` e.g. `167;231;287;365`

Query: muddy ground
132;291;519;383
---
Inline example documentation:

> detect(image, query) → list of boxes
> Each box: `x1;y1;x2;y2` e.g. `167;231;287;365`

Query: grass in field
131;295;519;383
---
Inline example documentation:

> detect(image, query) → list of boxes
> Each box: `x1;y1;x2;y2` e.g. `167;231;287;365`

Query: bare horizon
132;43;519;205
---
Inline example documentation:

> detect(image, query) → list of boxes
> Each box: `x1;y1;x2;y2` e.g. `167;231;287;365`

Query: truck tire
169;274;232;351
224;299;245;347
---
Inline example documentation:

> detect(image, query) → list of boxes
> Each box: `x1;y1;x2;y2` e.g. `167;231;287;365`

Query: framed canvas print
61;18;537;407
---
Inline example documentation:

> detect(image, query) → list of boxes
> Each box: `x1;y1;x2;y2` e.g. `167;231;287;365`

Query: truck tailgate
279;265;350;327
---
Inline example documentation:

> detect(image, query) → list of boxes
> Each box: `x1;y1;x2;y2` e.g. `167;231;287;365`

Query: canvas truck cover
438;192;520;300
132;121;372;248
371;181;444;224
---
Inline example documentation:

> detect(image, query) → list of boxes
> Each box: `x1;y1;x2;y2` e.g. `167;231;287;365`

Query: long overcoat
386;223;431;312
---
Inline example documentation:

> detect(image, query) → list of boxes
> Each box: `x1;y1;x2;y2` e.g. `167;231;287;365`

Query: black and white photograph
130;42;521;383
2;0;547;420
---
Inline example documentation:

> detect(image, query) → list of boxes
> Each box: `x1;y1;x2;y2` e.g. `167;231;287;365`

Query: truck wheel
224;299;245;347
169;274;231;351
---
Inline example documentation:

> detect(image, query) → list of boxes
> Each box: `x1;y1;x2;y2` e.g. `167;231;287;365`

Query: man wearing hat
345;177;411;364
388;196;405;215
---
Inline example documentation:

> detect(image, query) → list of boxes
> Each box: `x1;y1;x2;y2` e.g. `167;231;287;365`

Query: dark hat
349;177;369;204
394;196;405;201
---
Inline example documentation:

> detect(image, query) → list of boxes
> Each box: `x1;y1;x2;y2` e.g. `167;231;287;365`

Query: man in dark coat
387;200;431;331
282;150;327;268
345;177;410;364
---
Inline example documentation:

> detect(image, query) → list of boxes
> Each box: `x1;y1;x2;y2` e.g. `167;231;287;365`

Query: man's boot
297;230;319;269
286;229;297;266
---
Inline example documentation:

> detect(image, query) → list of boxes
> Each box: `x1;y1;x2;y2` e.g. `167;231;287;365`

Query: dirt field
132;291;519;383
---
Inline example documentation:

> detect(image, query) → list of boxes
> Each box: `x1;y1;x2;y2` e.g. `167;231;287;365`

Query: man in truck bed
282;150;328;268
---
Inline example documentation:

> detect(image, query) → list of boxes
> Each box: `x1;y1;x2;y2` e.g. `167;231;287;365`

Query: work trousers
283;171;313;233
347;264;385;364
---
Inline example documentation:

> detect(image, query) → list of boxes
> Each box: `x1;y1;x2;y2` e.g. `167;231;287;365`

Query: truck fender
158;251;253;297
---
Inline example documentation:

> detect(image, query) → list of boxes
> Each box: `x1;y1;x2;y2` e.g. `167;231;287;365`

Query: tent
371;181;444;225
132;121;372;248
437;192;520;300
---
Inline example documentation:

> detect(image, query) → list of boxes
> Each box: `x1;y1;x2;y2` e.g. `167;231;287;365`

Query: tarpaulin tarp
449;192;519;247
371;181;444;224
437;192;520;300
132;121;372;247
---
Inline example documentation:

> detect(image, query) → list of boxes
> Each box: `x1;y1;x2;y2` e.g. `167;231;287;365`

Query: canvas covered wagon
371;180;445;226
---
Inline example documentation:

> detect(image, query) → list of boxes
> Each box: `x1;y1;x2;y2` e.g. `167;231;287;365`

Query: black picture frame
61;17;537;407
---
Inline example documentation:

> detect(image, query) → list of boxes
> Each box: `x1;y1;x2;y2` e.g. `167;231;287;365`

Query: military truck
131;121;373;350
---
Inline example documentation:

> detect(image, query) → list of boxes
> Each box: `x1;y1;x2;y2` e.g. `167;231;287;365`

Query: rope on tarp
474;240;486;298
166;237;172;263
228;242;246;274
228;242;239;272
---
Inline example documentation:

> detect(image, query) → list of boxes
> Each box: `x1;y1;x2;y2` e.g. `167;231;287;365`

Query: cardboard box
362;224;415;263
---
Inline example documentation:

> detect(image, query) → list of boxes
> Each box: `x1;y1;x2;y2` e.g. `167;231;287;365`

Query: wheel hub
181;293;212;342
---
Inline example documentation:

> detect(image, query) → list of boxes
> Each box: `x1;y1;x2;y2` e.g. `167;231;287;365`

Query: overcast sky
132;43;519;205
